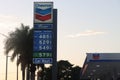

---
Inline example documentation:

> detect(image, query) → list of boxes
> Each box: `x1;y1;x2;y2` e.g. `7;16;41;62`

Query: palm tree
57;60;73;80
71;66;81;80
4;24;33;80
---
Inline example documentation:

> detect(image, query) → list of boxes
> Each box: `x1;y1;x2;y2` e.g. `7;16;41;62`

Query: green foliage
37;60;81;80
4;24;34;80
4;24;32;67
4;24;81;80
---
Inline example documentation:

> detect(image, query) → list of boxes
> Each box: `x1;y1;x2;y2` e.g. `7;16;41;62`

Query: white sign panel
33;58;52;64
86;53;120;62
34;2;53;23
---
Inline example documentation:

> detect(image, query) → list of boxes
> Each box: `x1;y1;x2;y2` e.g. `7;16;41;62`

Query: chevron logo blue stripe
35;8;52;15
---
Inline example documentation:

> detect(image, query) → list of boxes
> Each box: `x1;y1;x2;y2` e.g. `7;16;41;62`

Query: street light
5;55;11;80
0;33;9;80
0;33;18;80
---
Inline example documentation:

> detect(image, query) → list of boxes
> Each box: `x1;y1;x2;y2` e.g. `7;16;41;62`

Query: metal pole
17;54;18;80
0;33;18;80
5;55;8;80
0;33;8;80
52;9;57;80
0;33;9;80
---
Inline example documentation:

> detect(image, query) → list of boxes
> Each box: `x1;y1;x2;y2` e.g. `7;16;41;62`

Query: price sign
33;52;52;58
33;58;53;64
34;24;53;29
33;30;52;52
34;2;53;23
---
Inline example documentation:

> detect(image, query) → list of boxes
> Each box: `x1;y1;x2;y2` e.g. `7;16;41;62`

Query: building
81;53;120;80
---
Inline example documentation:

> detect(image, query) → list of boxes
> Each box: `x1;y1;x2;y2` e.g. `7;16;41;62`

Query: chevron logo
35;8;52;21
34;2;53;23
93;54;100;60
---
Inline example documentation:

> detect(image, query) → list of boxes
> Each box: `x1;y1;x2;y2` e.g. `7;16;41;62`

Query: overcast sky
0;0;120;80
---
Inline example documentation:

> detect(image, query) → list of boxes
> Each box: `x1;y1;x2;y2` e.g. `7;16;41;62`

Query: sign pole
33;2;57;80
52;9;57;80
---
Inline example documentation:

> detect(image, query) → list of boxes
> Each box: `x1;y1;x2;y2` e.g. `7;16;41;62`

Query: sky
0;0;120;80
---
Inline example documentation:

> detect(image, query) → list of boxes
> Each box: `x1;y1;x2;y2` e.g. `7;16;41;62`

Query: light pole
0;33;18;80
0;33;9;80
5;55;8;80
17;55;18;80
5;55;11;80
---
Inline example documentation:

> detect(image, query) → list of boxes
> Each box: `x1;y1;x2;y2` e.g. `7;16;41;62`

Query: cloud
0;14;21;24
67;30;106;38
0;14;23;35
0;14;32;28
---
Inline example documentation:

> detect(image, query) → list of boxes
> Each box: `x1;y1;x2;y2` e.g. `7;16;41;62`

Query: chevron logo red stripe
34;2;53;23
93;54;100;60
35;13;51;21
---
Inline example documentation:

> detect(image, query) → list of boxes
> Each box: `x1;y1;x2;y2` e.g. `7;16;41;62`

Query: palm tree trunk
31;64;36;80
31;72;35;80
26;64;30;80
22;69;25;80
41;65;44;80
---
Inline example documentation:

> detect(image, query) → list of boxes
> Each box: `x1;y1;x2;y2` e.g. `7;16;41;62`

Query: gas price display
33;30;52;52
